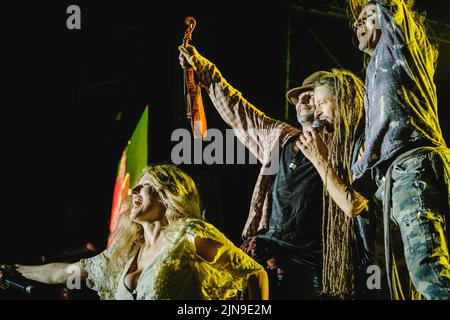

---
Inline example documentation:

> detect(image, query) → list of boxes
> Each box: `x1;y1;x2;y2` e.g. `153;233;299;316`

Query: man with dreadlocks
297;69;371;299
347;0;450;299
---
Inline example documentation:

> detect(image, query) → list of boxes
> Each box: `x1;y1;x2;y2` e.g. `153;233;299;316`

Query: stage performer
1;165;268;300
348;0;450;299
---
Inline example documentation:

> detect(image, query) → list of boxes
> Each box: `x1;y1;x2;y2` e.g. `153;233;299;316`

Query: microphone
1;265;35;294
312;119;326;130
1;266;65;298
4;278;35;294
289;120;325;171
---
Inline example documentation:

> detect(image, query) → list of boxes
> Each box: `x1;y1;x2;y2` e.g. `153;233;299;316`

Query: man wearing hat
179;45;327;299
286;71;330;130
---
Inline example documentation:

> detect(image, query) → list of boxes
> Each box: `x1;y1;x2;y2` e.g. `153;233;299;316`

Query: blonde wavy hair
104;164;203;287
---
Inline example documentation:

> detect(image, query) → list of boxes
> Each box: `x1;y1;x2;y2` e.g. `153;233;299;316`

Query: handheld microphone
1;265;35;294
4;278;35;294
289;120;325;171
312;119;326;130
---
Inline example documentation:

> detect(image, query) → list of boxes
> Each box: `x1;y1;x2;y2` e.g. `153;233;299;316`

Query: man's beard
298;112;314;128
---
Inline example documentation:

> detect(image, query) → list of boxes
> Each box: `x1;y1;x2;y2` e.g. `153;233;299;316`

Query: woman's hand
0;265;18;289
297;128;329;167
0;271;7;289
16;265;49;283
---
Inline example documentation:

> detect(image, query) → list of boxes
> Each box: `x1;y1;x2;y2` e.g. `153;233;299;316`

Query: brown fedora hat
286;71;331;105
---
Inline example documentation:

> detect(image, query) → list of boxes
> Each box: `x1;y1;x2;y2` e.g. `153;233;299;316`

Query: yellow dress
80;218;264;300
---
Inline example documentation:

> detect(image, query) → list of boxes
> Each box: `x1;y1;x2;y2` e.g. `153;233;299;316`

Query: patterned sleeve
185;219;264;299
189;50;298;164
373;0;441;138
79;246;116;300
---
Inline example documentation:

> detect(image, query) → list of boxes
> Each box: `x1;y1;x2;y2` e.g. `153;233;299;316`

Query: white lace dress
80;218;263;300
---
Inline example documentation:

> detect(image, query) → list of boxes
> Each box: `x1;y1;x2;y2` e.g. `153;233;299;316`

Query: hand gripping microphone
289;120;325;171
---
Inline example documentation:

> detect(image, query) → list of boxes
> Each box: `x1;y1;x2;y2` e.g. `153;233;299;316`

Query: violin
183;16;207;139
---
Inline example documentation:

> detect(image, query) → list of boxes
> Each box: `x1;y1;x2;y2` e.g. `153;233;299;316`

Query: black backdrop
2;0;449;266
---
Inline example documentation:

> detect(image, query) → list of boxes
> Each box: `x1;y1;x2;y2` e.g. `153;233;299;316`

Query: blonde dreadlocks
315;69;365;299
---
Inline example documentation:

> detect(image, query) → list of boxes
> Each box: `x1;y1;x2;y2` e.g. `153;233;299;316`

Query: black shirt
258;138;323;270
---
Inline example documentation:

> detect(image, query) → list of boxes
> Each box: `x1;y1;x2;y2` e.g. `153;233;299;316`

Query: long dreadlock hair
315;69;365;299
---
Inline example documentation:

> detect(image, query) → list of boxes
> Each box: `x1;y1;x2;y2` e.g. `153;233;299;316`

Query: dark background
1;0;449;266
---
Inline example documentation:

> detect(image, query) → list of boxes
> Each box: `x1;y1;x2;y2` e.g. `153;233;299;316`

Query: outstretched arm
15;262;87;285
179;45;297;163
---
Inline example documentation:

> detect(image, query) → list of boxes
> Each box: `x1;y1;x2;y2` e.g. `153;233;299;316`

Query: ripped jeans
375;148;450;299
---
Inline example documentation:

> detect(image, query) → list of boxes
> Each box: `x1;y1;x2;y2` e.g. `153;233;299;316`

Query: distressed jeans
375;148;450;299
